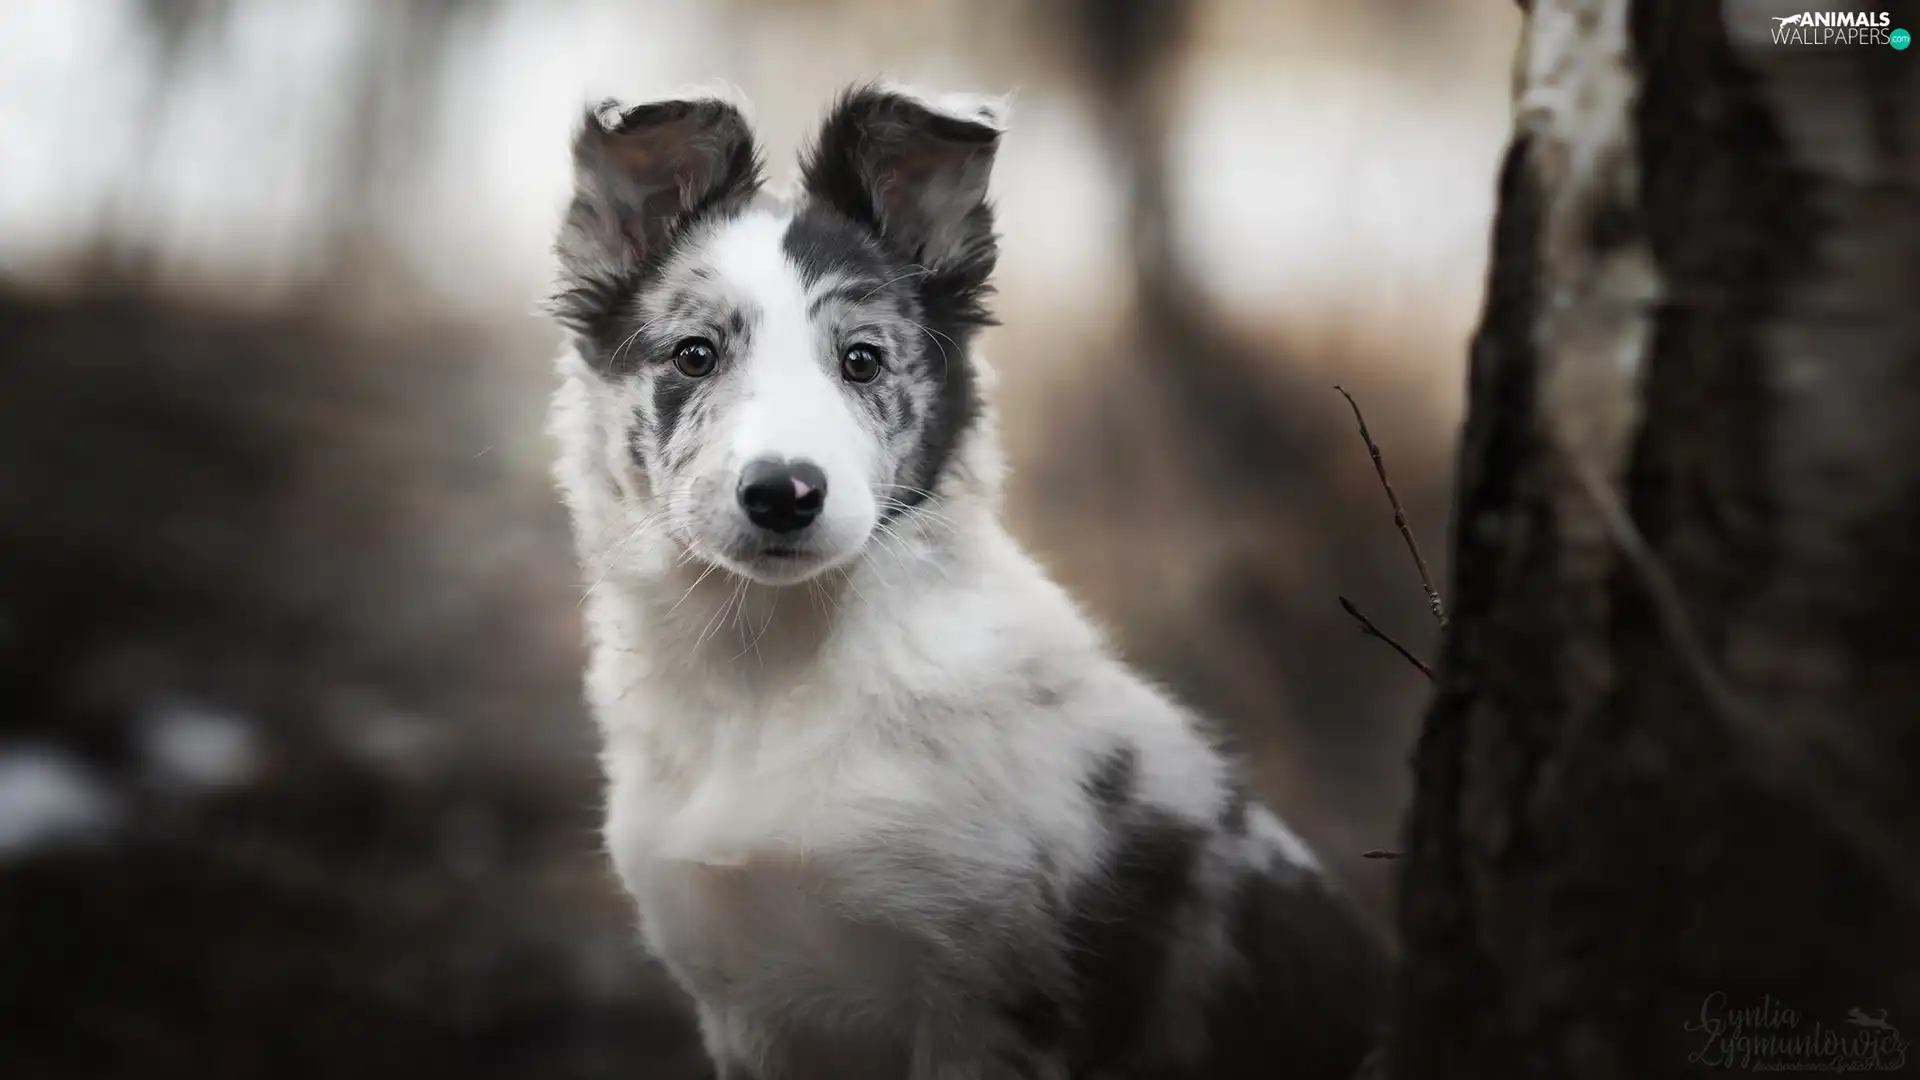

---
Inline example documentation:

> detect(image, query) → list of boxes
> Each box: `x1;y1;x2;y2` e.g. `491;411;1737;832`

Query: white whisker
667;559;722;616
907;318;952;381
855;264;933;305
612;312;675;366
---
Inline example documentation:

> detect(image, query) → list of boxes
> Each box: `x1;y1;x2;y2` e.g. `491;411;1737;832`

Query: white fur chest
595;657;1106;1023
600;709;912;1018
600;688;923;968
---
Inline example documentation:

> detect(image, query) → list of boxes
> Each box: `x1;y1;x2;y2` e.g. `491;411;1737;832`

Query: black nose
738;459;828;534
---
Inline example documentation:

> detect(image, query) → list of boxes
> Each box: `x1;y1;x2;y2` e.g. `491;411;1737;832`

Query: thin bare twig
1361;849;1404;860
1336;386;1447;628
1339;596;1435;681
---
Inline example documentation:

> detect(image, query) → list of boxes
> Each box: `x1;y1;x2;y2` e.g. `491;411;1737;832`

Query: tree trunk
1393;1;1920;1076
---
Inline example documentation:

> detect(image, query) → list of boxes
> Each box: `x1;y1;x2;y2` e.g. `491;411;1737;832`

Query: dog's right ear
797;86;1003;279
552;98;763;338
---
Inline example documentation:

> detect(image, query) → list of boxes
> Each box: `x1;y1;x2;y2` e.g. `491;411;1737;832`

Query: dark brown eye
672;338;718;378
841;344;882;384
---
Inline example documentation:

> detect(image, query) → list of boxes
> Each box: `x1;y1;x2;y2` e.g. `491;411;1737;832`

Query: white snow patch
143;704;260;791
0;745;121;859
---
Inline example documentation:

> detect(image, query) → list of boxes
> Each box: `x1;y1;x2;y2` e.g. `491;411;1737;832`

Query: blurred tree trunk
1392;1;1920;1077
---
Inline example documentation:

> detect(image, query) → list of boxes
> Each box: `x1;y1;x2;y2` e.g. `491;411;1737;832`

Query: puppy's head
552;87;1003;586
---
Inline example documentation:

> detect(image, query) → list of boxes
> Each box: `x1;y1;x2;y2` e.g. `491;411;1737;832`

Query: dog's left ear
552;97;762;340
799;86;1004;276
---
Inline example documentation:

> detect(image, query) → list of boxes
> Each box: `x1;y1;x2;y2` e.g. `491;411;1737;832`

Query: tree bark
1393;1;1920;1076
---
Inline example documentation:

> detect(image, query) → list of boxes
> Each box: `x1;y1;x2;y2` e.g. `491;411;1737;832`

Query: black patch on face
1058;809;1206;1073
783;203;893;289
607;288;751;471
871;385;898;430
576;230;740;377
781;202;986;520
878;293;987;520
807;282;879;320
1082;744;1139;813
793;86;1003;515
650;376;699;464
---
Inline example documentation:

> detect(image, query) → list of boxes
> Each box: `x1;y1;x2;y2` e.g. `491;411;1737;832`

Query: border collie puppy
547;84;1388;1080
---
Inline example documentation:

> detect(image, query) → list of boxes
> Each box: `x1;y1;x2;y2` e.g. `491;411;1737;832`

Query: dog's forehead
650;201;909;331
780;202;895;291
682;209;807;310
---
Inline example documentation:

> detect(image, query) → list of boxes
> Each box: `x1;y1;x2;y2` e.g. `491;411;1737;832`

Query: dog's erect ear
799;86;1003;276
553;98;762;337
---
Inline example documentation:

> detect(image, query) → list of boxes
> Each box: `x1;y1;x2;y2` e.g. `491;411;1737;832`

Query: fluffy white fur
548;85;1383;1080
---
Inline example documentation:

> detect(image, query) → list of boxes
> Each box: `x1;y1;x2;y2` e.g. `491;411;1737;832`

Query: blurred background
0;0;1518;1076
